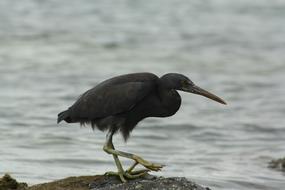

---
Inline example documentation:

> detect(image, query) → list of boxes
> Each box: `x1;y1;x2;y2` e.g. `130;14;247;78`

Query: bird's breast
157;89;181;117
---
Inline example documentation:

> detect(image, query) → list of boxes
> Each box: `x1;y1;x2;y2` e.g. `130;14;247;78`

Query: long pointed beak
183;85;227;105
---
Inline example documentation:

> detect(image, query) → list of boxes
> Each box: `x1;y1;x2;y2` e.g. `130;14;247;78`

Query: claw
104;169;148;182
124;170;148;179
128;169;150;175
105;171;127;182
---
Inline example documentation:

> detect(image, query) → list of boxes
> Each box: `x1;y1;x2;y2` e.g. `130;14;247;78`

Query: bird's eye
182;80;189;86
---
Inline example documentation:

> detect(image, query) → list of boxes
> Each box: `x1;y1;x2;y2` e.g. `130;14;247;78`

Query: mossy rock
28;175;102;190
269;157;285;171
28;174;210;190
0;174;28;190
1;174;211;190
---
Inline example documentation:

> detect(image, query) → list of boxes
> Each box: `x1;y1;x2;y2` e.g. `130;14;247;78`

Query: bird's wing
68;81;156;120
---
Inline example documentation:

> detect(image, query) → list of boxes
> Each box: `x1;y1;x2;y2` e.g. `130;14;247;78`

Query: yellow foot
127;169;150;176
132;155;164;171
104;169;149;182
104;171;126;182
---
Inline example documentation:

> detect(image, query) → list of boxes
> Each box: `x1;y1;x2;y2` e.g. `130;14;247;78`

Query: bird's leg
126;161;150;175
116;149;164;172
126;161;139;173
105;139;164;172
110;141;150;176
103;131;149;181
103;131;126;182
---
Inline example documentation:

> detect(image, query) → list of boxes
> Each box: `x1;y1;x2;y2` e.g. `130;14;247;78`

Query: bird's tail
57;110;71;123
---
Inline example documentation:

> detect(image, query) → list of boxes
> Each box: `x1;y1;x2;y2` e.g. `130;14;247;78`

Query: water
0;0;285;189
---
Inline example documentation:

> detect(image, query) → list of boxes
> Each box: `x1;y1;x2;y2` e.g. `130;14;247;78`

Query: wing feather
68;79;157;120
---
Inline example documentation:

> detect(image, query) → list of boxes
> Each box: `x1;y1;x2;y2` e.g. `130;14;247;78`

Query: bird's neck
158;87;181;117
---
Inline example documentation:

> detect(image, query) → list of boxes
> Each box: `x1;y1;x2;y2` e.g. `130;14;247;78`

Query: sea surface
0;0;285;189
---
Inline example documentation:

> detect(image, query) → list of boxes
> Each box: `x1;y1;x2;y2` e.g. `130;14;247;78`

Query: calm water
1;0;285;189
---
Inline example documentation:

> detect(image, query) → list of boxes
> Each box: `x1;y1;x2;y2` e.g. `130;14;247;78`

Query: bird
57;72;226;182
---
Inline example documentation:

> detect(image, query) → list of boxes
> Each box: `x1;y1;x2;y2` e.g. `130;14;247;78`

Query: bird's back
96;72;158;87
58;72;159;125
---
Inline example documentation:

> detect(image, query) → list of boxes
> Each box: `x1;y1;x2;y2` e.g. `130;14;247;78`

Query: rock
268;157;285;171
1;174;211;190
0;174;28;190
89;174;211;190
28;175;102;190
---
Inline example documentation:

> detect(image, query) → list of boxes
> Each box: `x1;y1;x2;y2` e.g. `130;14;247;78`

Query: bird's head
160;73;226;105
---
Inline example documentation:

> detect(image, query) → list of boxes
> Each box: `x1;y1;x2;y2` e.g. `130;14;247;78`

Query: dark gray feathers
57;72;185;141
64;72;158;124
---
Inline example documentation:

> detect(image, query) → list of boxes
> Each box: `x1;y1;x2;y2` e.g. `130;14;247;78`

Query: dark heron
57;72;226;182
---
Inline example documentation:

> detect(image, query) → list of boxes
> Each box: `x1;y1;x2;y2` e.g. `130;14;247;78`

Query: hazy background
0;0;285;190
